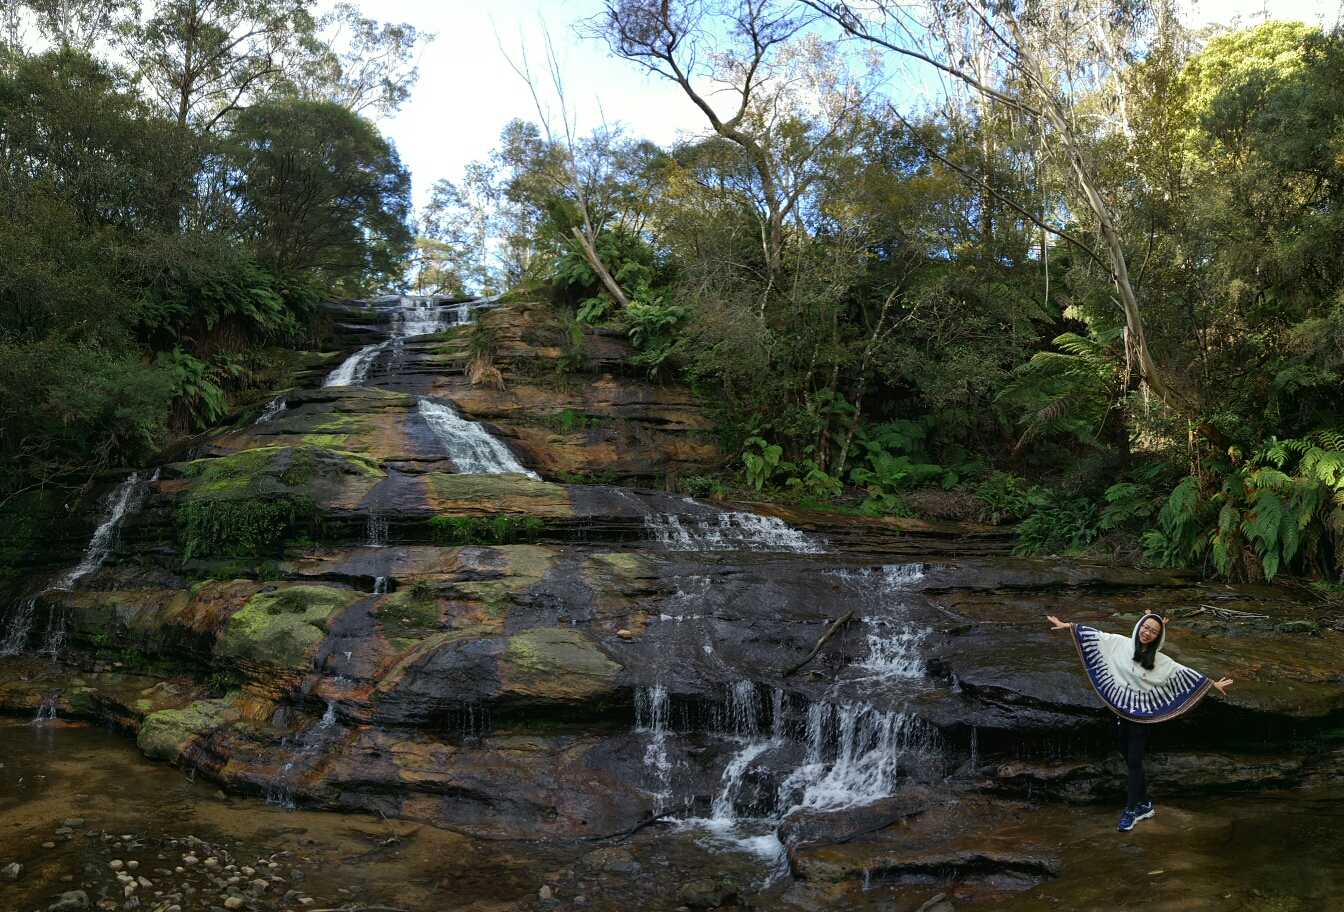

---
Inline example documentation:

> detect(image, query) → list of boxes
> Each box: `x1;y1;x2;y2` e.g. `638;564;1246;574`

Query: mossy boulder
219;585;357;670
138;699;240;762
502;628;621;700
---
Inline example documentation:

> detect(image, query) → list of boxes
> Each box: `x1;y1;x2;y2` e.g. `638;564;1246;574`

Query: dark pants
1114;716;1149;808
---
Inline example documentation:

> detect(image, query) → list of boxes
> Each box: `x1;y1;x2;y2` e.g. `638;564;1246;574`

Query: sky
371;0;1344;209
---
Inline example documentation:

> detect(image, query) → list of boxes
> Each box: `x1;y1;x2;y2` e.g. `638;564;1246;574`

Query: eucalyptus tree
802;0;1232;445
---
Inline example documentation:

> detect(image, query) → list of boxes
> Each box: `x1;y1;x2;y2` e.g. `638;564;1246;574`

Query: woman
1046;611;1233;831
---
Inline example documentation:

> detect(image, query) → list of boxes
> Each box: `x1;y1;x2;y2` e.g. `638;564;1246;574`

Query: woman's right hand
1046;615;1074;631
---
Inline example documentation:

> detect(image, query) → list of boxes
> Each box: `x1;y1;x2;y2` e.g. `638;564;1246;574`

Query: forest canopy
4;0;1344;586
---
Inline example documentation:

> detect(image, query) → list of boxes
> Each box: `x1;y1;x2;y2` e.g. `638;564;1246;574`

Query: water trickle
635;685;672;808
366;514;389;547
417;399;539;478
783;702;917;812
372;577;389;596
0;598;38;656
32;697;57;725
39;607;71;661
317;700;338;731
323;339;392;387
254;395;288;423
57;473;145;590
644;513;820;553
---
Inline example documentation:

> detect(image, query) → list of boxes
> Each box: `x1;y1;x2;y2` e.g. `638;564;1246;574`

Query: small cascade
323;295;470;388
323;339;391;387
32;697;57;725
39;607;71;661
783;702;917;812
635;685;672;808
254;395;288;423
373;576;390;595
0;598;38;656
417;399;539;478
366;513;389;547
57;473;145;590
316;699;338;731
644;512;821;553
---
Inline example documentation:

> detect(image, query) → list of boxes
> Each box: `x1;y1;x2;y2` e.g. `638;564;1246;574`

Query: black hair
1133;615;1163;670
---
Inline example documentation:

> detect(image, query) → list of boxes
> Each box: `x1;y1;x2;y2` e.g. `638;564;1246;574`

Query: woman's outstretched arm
1045;616;1074;630
1211;677;1234;694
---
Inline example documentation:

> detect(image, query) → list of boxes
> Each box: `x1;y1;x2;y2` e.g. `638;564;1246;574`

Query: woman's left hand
1211;677;1234;694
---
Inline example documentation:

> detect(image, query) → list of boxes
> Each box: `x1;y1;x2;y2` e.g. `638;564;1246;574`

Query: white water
417;399;539;478
838;564;929;680
635;685;672;809
366;514;388;547
56;473;145;590
644;513;821;553
323;295;472;388
373;576;389;595
32;698;57;725
254;395;288;423
782;702;916;811
0;598;37;656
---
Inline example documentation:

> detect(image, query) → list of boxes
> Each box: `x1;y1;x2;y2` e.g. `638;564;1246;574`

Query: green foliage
178;496;321;561
228;97;413;289
1143;433;1344;581
545;409;602;435
428;514;544;545
742;436;793;492
405;579;435;603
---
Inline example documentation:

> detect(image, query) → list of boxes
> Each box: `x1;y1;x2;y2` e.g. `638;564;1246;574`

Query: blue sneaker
1117;806;1137;831
1133;800;1155;823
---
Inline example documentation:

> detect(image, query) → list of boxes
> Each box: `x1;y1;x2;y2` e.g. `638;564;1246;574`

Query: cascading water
417;399;539;478
56;473;146;590
644;512;821;553
373;576;389;595
254;395;288;423
366;513;389;547
635;685;672;809
322;295;473;388
0;598;38;656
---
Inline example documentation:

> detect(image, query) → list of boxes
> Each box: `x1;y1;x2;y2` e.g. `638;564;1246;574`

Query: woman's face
1138;617;1162;645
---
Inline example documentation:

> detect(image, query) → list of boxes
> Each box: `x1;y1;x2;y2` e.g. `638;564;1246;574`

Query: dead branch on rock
784;611;853;677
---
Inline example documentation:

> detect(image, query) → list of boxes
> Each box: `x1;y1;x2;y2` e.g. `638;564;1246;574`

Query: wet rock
678;878;738;908
3;862;21;880
62;818;85;828
138;701;238;763
220;586;359;672
582;846;635;873
916;894;954;912
48;891;89;912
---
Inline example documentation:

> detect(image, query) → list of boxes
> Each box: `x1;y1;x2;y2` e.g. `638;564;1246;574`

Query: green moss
429;514;544;544
219;585;355;669
138;700;236;762
301;433;349;447
374;589;441;642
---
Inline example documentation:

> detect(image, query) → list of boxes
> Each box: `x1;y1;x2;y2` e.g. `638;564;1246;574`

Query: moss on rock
138;699;239;762
502;628;621;700
219;585;356;670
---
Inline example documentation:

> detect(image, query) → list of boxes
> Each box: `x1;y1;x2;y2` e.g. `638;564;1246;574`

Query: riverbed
4;721;1344;912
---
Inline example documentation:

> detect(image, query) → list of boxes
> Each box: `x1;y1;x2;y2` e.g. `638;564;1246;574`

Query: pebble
174;867;184;874
182;856;198;866
125;861;138;870
109;861;124;870
617;629;633;639
297;899;314;907
47;889;89;912
136;876;152;889
3;862;21;880
42;841;57;849
55;827;74;836
61;819;85;829
223;898;245;910
539;885;553;900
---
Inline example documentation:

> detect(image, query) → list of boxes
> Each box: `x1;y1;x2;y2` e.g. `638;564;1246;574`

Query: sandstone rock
219;586;358;671
138;701;236;763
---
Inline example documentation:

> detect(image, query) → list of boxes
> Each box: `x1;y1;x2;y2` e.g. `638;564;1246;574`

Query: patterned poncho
1070;619;1213;723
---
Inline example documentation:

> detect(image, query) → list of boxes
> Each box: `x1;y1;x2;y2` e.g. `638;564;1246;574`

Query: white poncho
1070;618;1212;723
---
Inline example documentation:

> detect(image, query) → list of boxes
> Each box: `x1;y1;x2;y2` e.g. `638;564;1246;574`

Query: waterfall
56;473;145;590
254;395;288;423
373;576;389;595
782;702;915;812
0;598;38;656
366;513;388;547
635;685;672;809
644;513;821;553
323;295;468;388
323;339;391;387
39;607;71;661
32;697;57;725
417;399;539;478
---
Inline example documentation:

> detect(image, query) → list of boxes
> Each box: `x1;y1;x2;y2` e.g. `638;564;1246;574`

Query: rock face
2;296;1343;904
